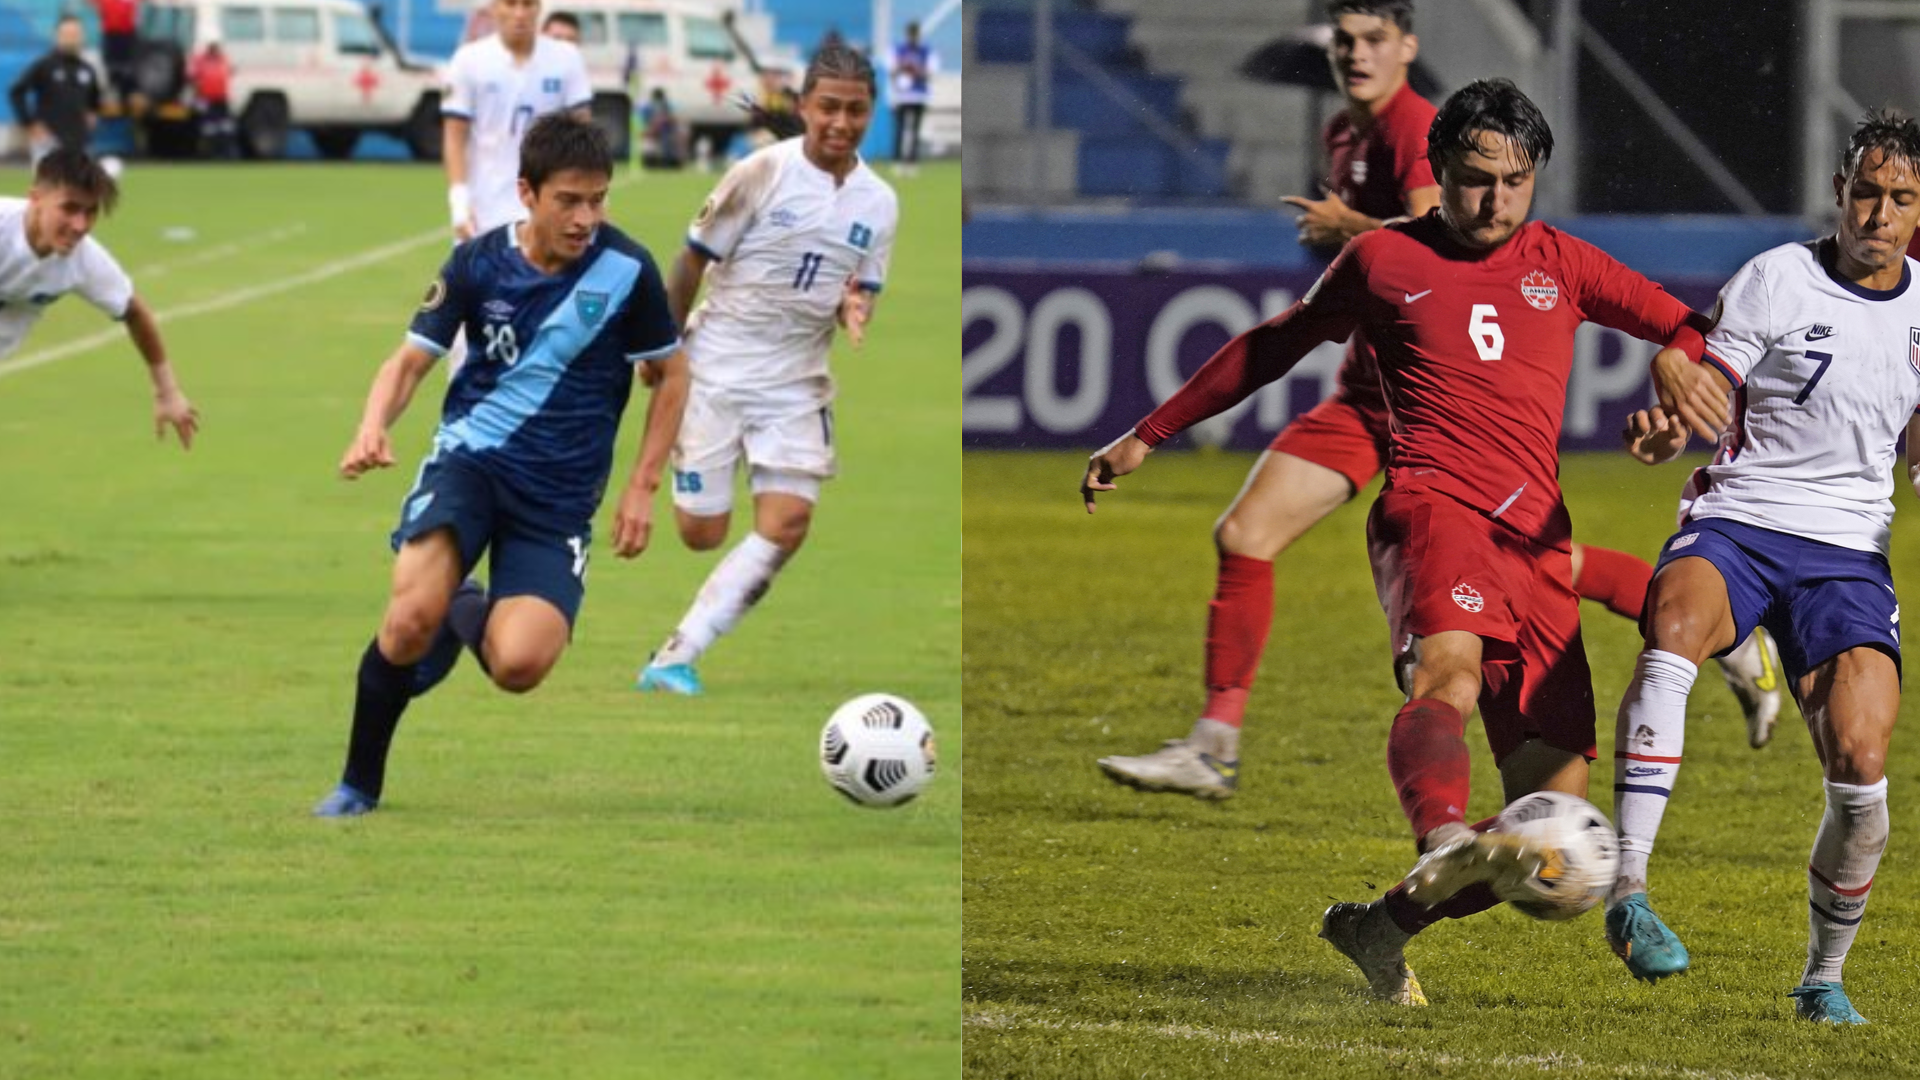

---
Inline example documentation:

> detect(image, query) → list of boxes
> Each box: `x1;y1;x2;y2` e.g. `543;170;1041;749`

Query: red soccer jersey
1323;80;1438;223
1137;214;1706;550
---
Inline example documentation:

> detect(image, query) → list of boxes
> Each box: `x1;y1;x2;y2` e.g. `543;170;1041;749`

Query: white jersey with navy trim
683;138;898;395
0;197;132;359
1689;238;1920;555
442;35;593;231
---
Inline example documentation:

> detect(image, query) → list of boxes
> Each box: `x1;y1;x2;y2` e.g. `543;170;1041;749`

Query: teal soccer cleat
636;661;703;696
312;784;378;818
1605;893;1690;982
1789;981;1868;1024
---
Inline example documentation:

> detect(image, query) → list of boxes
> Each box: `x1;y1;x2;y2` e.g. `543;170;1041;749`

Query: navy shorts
391;447;591;625
1653;516;1900;686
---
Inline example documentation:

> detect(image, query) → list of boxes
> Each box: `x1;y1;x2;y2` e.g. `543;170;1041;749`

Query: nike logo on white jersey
1404;289;1433;303
1807;324;1836;340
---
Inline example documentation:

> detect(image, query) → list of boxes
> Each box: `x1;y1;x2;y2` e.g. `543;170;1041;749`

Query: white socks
1805;776;1889;984
655;532;790;666
1612;650;1697;899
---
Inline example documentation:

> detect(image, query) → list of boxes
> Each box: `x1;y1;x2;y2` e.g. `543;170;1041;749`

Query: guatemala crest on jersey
1520;270;1558;311
848;222;873;250
576;290;609;326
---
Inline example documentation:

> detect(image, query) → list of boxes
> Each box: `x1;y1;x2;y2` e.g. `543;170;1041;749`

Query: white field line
125;222;312;279
0;225;446;383
964;1006;1800;1080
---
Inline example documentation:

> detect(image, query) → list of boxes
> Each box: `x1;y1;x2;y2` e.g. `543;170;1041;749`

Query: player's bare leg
317;530;463;817
1605;555;1737;979
643;490;811;695
1098;451;1353;799
480;596;572;693
1788;646;1896;1024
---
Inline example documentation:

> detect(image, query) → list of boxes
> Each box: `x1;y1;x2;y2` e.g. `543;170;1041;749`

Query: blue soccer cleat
312;783;379;818
1605;893;1690;982
411;579;486;697
636;661;703;696
1789;981;1869;1024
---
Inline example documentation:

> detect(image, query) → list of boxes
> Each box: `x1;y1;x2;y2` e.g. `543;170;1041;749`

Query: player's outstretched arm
1622;406;1690;465
1081;429;1152;514
1281;188;1379;247
123;296;198;450
1650;346;1731;442
613;351;690;558
339;341;437;479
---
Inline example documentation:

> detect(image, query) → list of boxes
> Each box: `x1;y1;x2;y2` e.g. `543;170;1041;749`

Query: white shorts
671;382;837;516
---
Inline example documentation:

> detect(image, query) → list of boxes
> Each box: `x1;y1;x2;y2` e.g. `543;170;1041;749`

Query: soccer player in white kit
0;148;196;445
635;42;898;695
1605;111;1920;1023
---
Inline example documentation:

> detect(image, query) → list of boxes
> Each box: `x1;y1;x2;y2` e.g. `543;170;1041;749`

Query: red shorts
1366;487;1596;764
1268;393;1389;492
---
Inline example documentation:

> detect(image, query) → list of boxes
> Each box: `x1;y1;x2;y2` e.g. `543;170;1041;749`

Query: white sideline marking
126;222;311;279
965;1007;1792;1080
0;226;446;383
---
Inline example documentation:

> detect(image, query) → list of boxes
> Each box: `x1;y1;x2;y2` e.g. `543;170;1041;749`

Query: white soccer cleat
1402;829;1547;906
1096;739;1237;800
1717;626;1785;748
1319;901;1427;1006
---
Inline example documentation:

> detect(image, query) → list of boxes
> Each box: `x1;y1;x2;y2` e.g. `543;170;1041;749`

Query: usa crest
1909;327;1920;376
1520;270;1558;311
848;222;873;250
576;290;609;326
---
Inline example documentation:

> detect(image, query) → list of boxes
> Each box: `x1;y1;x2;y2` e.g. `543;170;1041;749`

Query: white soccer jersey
1688;239;1920;555
684;138;898;393
442;35;592;230
0;197;132;359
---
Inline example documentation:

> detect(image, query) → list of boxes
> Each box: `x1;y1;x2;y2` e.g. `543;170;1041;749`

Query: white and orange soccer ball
1493;790;1620;920
819;693;937;808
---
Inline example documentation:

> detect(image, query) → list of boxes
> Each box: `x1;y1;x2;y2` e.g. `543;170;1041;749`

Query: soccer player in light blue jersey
314;114;688;817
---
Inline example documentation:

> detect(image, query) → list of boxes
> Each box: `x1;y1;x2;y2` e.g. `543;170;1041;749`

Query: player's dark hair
541;11;580;32
802;38;875;99
518;113;612;190
1426;77;1553;178
32;147;118;214
1840;107;1920;182
1327;0;1413;32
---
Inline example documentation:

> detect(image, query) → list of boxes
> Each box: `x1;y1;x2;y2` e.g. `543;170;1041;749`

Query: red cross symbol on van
704;63;731;102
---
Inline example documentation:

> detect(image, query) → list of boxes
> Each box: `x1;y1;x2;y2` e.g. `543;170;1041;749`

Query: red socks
1574;545;1653;621
1386;698;1470;842
1202;553;1273;726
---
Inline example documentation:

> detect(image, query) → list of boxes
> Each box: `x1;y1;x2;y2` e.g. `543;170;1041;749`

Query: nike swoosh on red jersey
1404;289;1433;302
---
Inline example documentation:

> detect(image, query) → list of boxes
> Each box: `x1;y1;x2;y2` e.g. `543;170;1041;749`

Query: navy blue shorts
391;447;591;625
1653;516;1900;686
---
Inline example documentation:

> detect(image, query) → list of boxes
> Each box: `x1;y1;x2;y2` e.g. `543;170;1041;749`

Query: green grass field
964;450;1920;1079
0;161;958;1079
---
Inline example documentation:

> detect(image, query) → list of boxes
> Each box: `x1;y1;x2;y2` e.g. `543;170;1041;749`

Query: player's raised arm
122;296;197;449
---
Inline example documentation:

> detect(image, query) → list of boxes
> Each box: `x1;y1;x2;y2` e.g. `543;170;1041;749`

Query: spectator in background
541;11;580;45
640;88;685;168
92;0;140;110
9;17;102;162
889;21;935;176
189;39;234;158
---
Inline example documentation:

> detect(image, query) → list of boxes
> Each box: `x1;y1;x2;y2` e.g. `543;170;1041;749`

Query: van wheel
590;92;631;161
239;94;291;159
312;128;360;159
405;93;442;161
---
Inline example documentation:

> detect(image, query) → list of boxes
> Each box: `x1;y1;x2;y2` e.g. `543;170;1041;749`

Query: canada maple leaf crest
1520;269;1559;311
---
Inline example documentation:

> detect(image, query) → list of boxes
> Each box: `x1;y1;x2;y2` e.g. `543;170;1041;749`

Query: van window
138;5;197;46
333;9;379;55
616;12;666;48
219;6;265;43
271;7;321;44
569;11;608;46
685;16;733;60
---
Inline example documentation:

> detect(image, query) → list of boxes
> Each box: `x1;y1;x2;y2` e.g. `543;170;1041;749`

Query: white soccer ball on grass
819;693;937;808
1492;790;1620;920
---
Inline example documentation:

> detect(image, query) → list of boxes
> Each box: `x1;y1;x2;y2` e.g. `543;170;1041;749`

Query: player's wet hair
541;11;580;32
1427;78;1553;178
1327;0;1413;32
518;113;612;190
32;147;118;214
1840;107;1920;183
801;39;876;99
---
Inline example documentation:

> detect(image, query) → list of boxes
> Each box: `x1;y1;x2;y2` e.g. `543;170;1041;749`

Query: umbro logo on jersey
1520;270;1559;311
483;299;514;320
768;207;800;228
1404;289;1433;303
848;222;874;250
1450;583;1484;613
1808;324;1836;340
